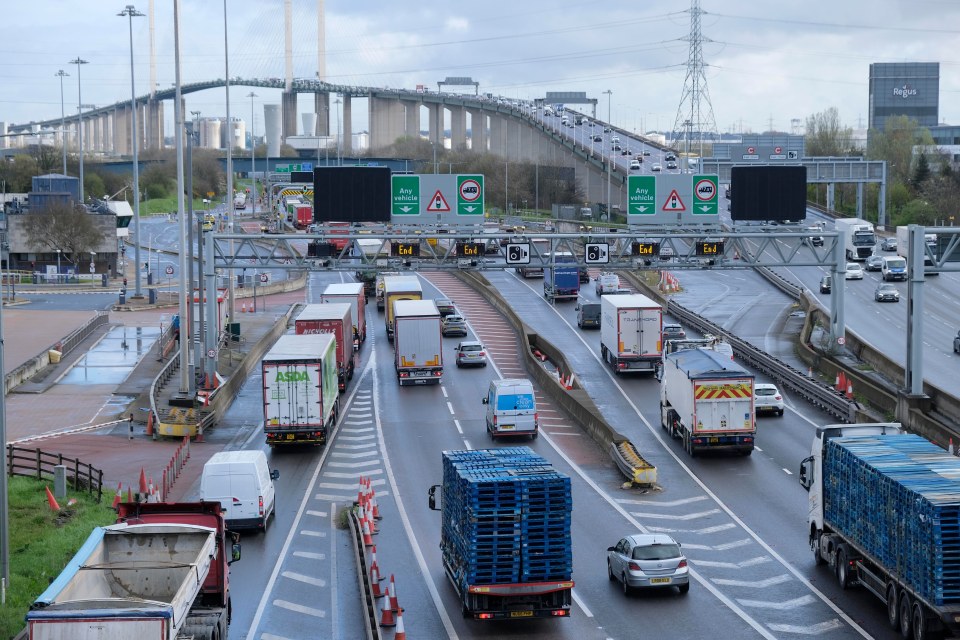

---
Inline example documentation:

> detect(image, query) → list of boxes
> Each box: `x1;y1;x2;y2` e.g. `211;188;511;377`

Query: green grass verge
0;477;116;639
139;196;221;216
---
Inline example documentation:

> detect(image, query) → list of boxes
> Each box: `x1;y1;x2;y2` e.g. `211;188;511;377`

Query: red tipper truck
321;282;366;346
294;204;312;230
25;501;239;640
295;303;355;392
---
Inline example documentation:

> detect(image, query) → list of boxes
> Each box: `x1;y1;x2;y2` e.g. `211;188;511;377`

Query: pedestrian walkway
4;289;305;501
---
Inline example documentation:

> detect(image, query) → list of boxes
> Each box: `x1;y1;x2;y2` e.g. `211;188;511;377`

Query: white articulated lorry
599;293;662;374
896;225;939;276
393;299;443;385
835;217;876;261
659;348;756;456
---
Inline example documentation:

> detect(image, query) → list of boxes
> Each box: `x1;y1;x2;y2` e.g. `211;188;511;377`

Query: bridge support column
405;102;420;138
390;100;406;146
450;106;467;151
467;108;485;152
856;182;864;219
314;92;330;136
92;116;102;153
505;118;521;160
369;96;390;151
826;182;835;212
281;90;298;142
144;98;163;151
877;180;887;230
341;95;352;155
489;116;505;156
427;103;443;144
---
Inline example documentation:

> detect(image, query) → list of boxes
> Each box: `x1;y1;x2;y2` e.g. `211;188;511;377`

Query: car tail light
492;416;497;426
477;613;494;620
628;561;642;571
258;496;264;517
617;363;626;369
399;371;408;378
678;559;688;569
534;412;539;427
775;395;782;400
433;370;442;376
551;609;569;617
478;352;485;356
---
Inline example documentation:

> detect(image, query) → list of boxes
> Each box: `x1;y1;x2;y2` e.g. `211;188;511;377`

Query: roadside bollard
128;413;134;440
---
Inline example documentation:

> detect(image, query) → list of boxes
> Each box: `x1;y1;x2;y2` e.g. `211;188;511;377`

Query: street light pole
119;5;145;298
334;97;342;165
247;92;257;218
223;0;235;323
70;58;89;203
603;89;612;217
55;70;69;175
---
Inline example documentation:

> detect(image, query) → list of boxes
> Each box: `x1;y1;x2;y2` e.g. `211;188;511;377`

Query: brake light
775;395;782;400
433;370;442;376
492;416;497;426
628;561;642;571
534;412;539;427
477;613;494;620
478;352;485;356
258;496;264;517
399;372;408;378
551;609;569;617
678;559;687;569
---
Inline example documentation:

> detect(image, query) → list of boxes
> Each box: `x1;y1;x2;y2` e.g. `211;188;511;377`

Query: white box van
881;255;907;281
200;450;279;531
482;379;538;439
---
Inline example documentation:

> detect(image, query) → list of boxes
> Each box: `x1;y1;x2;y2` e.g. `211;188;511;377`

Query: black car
819;274;832;293
865;255;883;272
435;298;456;316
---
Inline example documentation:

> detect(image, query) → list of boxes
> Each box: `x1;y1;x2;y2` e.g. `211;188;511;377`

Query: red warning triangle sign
661;189;686;211
426;189;451;212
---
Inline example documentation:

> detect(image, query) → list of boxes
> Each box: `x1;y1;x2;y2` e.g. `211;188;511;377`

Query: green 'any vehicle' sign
392;175;420;215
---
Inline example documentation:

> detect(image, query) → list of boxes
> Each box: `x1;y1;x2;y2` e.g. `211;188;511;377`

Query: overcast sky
3;0;959;137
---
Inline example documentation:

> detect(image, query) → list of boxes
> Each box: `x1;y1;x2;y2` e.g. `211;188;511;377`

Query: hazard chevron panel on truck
694;382;752;400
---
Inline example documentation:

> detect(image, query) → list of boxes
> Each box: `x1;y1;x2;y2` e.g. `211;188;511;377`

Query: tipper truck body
799;425;960;638
26;501;238;640
600;294;662;373
659;348;755;456
294;303;355;393
262;333;339;446
393;299;443;385
429;447;573;620
321;282;367;345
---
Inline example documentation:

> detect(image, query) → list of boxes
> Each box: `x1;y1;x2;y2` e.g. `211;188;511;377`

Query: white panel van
200;450;279;531
482;379;538;439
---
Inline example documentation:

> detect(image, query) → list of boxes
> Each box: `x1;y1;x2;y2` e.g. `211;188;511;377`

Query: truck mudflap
397;368;442;386
463;580;574;620
266;428;327;445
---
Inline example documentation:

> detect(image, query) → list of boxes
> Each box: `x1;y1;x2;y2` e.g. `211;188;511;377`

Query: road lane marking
273;599;325;618
737;595;816;610
712;574;791;588
282;571;327;587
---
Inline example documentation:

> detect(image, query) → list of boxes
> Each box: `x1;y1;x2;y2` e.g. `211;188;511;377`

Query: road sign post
627;176;656;217
392;175;420;216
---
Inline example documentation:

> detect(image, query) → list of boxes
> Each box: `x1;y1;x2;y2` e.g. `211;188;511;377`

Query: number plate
510;610;534;618
414;379;427;385
499;424;515;431
286;434;295;440
650;577;672;584
709;437;719;444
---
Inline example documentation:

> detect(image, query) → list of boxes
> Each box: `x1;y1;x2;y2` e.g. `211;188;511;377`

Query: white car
754;383;784;416
651;163;663;172
845;263;864;280
629;160;641;171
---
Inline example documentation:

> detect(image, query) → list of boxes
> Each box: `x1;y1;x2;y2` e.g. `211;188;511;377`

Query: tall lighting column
173;0;191;395
247;92;257;217
55;70;69;175
603;89;612;217
119;5;145;298
223;0;235;323
69;58;89;203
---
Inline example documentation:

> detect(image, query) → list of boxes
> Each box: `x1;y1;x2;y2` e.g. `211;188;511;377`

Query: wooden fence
5;445;104;503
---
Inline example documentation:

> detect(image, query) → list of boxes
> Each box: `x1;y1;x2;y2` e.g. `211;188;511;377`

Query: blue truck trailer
543;253;579;303
428;447;574;620
800;425;960;639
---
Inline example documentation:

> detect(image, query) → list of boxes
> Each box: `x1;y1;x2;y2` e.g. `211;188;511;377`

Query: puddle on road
60;326;160;385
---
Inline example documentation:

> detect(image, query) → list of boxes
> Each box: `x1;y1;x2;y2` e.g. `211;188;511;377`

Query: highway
169;259;914;639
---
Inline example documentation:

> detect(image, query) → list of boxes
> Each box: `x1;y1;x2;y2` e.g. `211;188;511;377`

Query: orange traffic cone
127;487;134;503
361;517;374;547
379;579;397;627
112;482;123;509
388;574;401;612
357;476;367;505
394;609;407;640
369;484;381;520
139;468;147;494
45;486;60;512
365;502;379;535
949;438;955;456
846;382;854;400
370;562;385;598
834;372;840;390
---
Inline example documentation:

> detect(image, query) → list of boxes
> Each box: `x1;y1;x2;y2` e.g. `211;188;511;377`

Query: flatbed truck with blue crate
799;423;960;639
428;447;574;620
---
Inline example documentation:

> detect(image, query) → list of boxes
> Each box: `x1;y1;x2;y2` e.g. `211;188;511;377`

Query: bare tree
22;201;102;264
804;107;854;157
867;115;934;188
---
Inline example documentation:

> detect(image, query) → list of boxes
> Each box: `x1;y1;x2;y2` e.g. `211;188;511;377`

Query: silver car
607;533;690;595
454;341;487;367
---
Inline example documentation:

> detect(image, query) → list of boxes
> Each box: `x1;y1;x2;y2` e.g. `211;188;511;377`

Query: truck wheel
899;591;913;639
912;602;932;640
811;534;825;566
887;583;900;629
836;550;850;589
